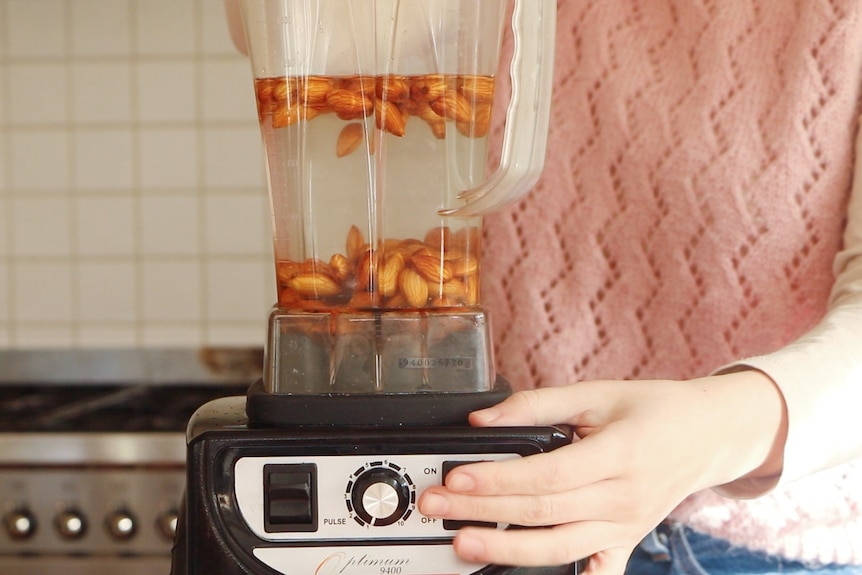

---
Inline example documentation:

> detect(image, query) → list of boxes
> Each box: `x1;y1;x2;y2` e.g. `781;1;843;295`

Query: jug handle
440;0;556;217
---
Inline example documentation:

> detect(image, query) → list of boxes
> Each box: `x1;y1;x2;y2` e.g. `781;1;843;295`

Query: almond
458;75;496;104
409;101;447;139
440;277;469;301
329;253;351;282
273;77;301;104
410;75;450;102
346;225;366;261
458;102;492;138
464;275;480;305
354;249;379;292
379;252;405;297
288;273;342;298
327;89;373;120
277;260;334;284
399;268;429;308
272;105;319;128
272;104;300;128
276;261;303;284
341;75;376;97
376;75;410;103
448;256;478;277
375;99;407;137
301;76;335;105
411;253;453;283
336;123;365;158
429;88;473;124
256;78;280;117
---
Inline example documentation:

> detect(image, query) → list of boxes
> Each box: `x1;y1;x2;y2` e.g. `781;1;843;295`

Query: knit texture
482;0;862;565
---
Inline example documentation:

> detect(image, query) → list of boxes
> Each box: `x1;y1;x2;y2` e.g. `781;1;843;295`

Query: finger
450;521;617;568
419;478;629;528
470;382;617;429
469;387;578;427
441;427;630;496
583;547;633;575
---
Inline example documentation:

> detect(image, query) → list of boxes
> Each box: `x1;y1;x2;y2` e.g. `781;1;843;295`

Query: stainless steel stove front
0;433;186;575
0;348;261;575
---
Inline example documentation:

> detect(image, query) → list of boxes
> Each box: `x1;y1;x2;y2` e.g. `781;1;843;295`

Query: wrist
696;370;788;495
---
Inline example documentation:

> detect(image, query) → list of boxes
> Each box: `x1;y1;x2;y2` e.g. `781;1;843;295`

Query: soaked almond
375;99;407;137
411;253;453;283
288;274;342;298
429;88;473;124
346;225;366;261
399;268;429;308
336;123;364;158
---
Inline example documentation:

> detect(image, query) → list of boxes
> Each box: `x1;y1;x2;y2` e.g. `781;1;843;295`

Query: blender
171;1;582;573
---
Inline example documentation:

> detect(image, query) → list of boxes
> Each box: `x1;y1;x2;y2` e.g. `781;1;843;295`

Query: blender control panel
234;454;516;542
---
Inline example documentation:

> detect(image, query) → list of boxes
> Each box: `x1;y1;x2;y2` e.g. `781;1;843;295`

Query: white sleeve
720;116;862;486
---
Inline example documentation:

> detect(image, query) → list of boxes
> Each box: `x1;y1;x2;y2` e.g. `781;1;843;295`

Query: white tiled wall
0;0;275;349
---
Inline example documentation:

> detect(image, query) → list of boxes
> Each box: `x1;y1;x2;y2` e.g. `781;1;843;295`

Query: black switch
441;461;497;531
264;463;317;532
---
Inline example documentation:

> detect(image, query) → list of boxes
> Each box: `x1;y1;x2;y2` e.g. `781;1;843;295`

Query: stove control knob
3;507;37;540
155;508;179;541
348;465;414;527
105;509;137;541
55;508;87;540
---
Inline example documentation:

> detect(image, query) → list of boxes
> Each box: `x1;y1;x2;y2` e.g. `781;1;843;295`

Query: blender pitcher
240;0;555;398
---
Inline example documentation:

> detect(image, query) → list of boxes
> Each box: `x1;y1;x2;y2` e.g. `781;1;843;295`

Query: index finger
445;428;625;496
469;383;609;429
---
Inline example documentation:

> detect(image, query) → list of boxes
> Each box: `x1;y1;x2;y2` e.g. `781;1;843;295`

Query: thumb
583;548;633;575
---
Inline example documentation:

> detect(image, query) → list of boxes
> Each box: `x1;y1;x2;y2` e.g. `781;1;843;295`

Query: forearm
717;295;862;488
716;115;862;493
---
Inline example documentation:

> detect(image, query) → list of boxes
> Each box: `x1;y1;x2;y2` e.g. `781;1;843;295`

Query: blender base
171;395;587;575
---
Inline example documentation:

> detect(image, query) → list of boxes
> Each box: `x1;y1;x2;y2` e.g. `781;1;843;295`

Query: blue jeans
625;522;862;575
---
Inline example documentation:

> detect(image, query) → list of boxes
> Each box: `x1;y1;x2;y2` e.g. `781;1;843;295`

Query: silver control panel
0;466;185;555
235;453;516;542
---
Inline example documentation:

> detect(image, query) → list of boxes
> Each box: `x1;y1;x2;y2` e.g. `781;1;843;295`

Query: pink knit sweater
483;0;862;565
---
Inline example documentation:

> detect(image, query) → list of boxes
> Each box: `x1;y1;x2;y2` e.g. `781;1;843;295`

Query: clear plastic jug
239;0;555;395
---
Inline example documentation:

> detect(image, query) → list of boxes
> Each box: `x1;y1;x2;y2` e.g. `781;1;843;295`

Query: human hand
224;0;247;55
417;372;787;574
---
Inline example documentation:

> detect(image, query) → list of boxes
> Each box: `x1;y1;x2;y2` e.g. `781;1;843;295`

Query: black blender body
172;394;581;575
171;0;577;573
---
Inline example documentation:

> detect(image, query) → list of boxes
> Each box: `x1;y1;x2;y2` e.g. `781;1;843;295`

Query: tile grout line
0;0;13;344
130;0;145;347
66;0;82;347
194;0;210;345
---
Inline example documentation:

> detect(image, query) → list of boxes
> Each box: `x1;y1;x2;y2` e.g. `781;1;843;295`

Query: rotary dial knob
104;509;137;541
348;464;415;527
55;508;87;540
3;507;37;540
155;508;179;541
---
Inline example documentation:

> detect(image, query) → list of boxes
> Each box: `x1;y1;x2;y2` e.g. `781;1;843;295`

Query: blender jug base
263;307;496;396
245;376;512;427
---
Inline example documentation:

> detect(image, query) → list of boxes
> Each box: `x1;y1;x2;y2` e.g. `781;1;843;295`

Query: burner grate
0;384;248;432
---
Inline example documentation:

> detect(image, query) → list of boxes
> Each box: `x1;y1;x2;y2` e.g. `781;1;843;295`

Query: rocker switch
264;463;317;532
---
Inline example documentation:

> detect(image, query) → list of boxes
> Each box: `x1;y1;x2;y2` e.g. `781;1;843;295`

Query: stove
0;348;259;575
